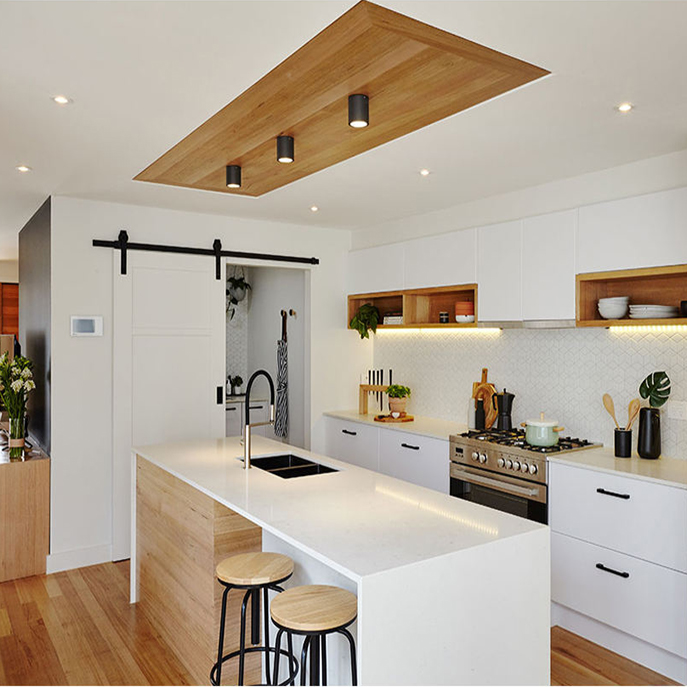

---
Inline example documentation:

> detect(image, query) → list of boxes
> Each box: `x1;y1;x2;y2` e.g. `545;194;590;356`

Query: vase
8;416;25;461
389;397;407;415
638;407;661;459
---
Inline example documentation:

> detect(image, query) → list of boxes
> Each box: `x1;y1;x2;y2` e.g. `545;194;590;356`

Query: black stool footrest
210;645;299;686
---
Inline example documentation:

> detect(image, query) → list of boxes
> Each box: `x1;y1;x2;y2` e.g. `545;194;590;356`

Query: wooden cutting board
472;367;498;429
374;414;415;423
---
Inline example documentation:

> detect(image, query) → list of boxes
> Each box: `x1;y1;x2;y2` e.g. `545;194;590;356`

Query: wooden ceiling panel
135;1;549;196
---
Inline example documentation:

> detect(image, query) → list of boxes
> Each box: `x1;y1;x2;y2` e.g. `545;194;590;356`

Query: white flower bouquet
0;353;35;459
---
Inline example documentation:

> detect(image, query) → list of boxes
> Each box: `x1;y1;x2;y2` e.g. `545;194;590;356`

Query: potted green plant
227;276;251;305
230;375;244;396
387;384;411;415
0;353;35;461
350;303;380;339
638;371;670;459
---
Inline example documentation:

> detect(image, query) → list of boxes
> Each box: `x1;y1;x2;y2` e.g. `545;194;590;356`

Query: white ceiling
2;1;687;258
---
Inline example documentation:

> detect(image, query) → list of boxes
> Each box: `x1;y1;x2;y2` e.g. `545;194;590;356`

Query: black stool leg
287;632;295;686
238;589;252;685
300;636;311;686
273;628;284;685
338;628;357;686
214;584;231;686
309;635;320;686
320;635;327;686
251;588;261;645
263;587;272;684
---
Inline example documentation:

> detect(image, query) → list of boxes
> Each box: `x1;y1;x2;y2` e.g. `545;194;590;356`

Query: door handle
596;563;630;579
401;443;420;451
341;429;357;436
216;386;223;405
596;488;630;500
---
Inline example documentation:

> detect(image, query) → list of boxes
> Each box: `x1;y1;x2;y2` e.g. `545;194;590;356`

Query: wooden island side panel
136;456;262;685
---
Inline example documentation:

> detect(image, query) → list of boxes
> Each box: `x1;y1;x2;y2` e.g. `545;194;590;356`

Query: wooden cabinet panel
0;283;18;338
403;229;476;290
325;417;379;471
0;456;50;582
577;187;687;273
550;462;687;573
522;210;576;321
379;430;449;493
477;221;523;321
552;532;687;659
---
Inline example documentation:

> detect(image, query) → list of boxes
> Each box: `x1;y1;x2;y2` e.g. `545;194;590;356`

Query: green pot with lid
521;412;565;447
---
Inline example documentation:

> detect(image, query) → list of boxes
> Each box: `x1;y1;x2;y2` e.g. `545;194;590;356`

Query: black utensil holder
638;407;661;459
614;428;632;458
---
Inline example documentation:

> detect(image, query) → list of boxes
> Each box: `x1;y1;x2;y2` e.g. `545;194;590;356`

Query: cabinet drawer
552;532;687;658
550;462;687;572
225;402;243;437
379;430;449;493
325;418;379;471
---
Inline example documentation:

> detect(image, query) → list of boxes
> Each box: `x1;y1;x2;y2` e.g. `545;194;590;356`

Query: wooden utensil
626;398;641;430
472;368;498;429
603;393;620;429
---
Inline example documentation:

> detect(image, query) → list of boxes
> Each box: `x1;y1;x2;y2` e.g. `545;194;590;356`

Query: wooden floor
0;561;679;686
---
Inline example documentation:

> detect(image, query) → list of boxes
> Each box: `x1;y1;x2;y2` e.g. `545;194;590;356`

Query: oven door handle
451;467;540;498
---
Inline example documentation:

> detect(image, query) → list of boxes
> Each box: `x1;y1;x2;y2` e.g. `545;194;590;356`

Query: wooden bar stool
210;552;298;686
270;585;358;686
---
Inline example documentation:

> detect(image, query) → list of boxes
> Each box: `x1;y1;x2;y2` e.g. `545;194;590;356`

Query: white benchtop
549;446;687;491
134;435;543;582
324;410;466;441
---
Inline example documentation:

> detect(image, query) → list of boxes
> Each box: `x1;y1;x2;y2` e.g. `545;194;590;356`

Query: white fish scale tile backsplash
373;328;687;458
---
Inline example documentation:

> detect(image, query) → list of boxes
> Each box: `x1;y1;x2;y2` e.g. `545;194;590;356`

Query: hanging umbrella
274;312;289;438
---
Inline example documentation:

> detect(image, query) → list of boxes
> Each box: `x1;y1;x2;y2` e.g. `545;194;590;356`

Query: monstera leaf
639;371;671;408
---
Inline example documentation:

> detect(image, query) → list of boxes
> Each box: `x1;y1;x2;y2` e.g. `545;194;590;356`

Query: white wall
352;148;687;249
247;267;306;448
0;259;19;282
49;196;369;571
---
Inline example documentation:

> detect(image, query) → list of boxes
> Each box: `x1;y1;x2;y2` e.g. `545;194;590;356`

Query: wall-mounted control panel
70;316;103;337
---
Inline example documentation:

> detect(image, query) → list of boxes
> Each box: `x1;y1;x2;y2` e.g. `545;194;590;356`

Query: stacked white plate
629;304;679;319
598;296;629;319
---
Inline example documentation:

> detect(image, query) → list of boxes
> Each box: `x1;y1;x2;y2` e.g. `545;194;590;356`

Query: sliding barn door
112;252;225;561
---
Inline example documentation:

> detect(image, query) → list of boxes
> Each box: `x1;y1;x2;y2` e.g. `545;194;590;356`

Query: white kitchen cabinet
403;229;476;290
325;417;379;471
348;243;405;294
550;462;687;573
521;210;576;321
476;220;523;321
577;186;687;273
379;430;449;493
552;532;687;659
225;402;243;437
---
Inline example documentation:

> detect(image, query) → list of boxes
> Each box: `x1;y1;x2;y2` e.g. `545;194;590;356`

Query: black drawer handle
401;443;420;451
597;488;630;500
341;429;357;436
249;405;264;410
226;407;237;412
596;563;630;579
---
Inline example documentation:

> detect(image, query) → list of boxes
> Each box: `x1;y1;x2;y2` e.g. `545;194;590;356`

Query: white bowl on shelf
598;303;628;319
455;315;475;323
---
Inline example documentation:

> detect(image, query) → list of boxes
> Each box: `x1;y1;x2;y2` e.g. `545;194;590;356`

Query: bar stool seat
211;552;297;687
271;585;358;686
217;552;294;587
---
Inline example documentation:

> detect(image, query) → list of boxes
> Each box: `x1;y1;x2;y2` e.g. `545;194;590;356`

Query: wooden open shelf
576;264;687;327
348;284;478;329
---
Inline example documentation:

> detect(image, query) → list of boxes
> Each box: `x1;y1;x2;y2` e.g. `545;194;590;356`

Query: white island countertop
549;445;687;490
324;409;467;441
134;435;543;582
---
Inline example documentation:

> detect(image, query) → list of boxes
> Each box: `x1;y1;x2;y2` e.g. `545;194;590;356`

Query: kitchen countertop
324;410;466;441
133;435;543;582
549;446;687;491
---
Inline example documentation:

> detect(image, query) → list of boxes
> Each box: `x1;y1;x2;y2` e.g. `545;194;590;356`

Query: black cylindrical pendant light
226;165;241;188
277;135;295;164
348;94;369;128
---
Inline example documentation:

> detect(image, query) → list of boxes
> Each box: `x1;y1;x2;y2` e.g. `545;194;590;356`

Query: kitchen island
131;435;549;686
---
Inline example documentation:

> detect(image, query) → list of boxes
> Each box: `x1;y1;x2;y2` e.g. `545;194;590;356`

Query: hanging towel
274;339;289;438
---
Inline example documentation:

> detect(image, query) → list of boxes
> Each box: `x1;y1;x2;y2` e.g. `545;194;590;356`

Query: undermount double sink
250;454;338;479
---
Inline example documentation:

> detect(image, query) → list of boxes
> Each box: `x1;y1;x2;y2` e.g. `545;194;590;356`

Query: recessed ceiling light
616;102;633;113
52;95;72;105
15;165;31;173
310;206;319;213
420;168;431;176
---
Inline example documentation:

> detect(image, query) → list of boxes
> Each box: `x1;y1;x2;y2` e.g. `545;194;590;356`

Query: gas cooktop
457;428;599;454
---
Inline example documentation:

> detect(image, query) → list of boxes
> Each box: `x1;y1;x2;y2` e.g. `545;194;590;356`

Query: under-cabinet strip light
609;325;687;333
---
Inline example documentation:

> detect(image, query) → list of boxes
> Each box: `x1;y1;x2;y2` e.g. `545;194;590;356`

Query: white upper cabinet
348;243;405;294
522;210;577;321
477;220;523;321
403;229;476;290
577;187;687;273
